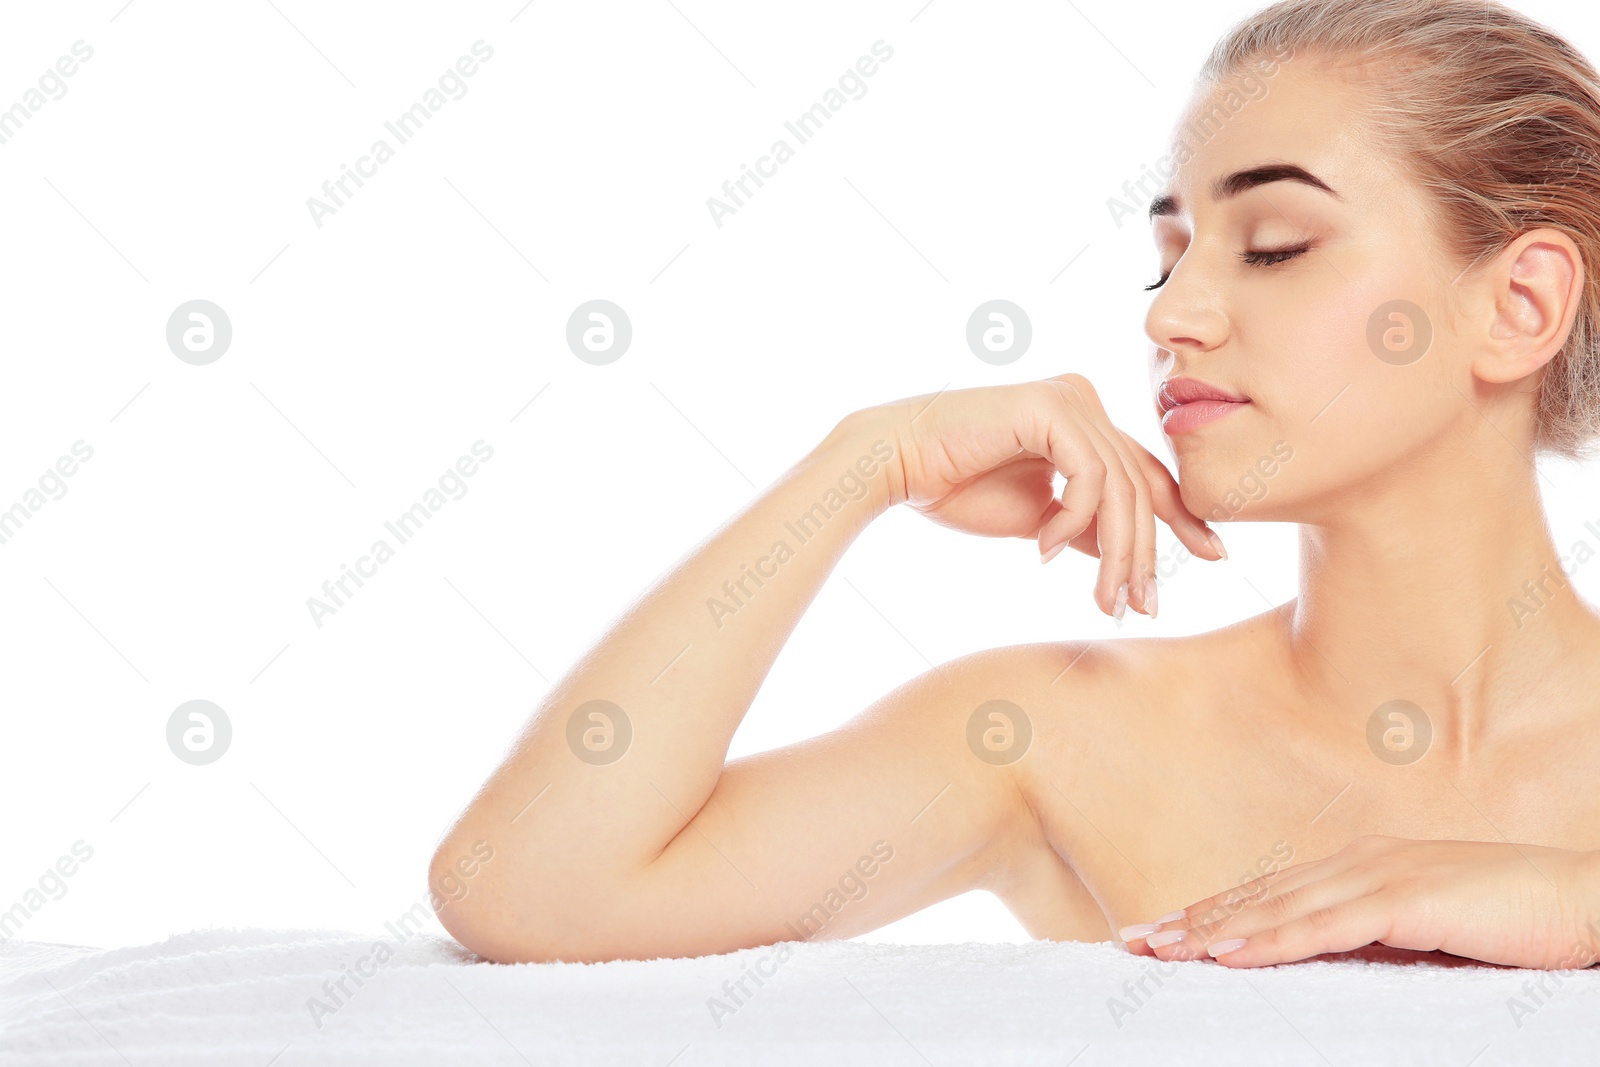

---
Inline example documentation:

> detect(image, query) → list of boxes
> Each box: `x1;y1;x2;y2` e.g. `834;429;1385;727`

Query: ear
1470;227;1584;386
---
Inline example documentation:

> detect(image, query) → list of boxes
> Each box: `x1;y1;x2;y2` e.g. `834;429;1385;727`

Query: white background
3;0;1599;951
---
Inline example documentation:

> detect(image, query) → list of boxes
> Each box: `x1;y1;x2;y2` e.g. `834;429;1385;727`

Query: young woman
430;0;1600;970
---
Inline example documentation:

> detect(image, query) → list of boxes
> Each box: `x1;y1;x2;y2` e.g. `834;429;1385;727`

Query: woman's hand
861;373;1225;619
1122;836;1600;969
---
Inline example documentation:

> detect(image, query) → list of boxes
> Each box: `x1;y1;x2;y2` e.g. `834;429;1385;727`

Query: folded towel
3;928;1596;1065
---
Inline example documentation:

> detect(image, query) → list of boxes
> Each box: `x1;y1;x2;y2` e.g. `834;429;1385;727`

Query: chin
1174;472;1231;524
1173;437;1297;525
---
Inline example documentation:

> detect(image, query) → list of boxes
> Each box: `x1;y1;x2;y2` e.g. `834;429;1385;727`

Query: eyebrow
1148;163;1341;220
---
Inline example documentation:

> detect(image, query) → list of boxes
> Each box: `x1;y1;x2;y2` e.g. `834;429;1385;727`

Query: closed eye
1144;244;1312;291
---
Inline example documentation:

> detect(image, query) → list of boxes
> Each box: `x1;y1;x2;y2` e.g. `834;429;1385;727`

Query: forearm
437;412;901;879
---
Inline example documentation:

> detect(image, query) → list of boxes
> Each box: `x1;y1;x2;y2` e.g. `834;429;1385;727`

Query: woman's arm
430;378;1220;963
428;412;1020;963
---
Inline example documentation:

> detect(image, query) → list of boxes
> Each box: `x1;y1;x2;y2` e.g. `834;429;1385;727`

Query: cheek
1232;273;1458;513
1284;274;1454;443
1259;283;1387;427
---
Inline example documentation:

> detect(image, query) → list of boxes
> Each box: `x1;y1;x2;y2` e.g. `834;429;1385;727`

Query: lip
1158;376;1249;412
1158;376;1250;436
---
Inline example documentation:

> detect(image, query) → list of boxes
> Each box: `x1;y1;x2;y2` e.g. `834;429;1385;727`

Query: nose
1143;258;1229;359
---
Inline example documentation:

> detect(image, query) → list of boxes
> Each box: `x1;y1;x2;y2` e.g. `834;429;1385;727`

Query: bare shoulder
975;611;1280;744
937;613;1282;940
966;607;1292;844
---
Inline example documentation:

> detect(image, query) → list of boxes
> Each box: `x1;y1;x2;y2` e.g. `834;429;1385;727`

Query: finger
1036;504;1107;560
1064;513;1102;558
1127;858;1335;957
1044;379;1151;614
1116;428;1227;563
1154;861;1313;930
1070;421;1141;619
1148;872;1357;962
1182;860;1331;933
1039;468;1133;566
1105;433;1155;616
1051;381;1157;615
1022;384;1129;617
1116;908;1185;952
1207;894;1393;968
1023;414;1102;560
1034;500;1104;560
1131;884;1281;958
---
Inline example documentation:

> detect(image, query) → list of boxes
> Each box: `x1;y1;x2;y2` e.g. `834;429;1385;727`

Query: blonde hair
1201;0;1600;461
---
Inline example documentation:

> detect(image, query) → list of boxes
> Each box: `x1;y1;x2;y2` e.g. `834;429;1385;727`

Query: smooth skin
430;56;1600;968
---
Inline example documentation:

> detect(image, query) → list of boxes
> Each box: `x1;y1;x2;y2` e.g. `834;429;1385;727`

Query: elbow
427;832;655;963
428;832;531;963
427;830;595;963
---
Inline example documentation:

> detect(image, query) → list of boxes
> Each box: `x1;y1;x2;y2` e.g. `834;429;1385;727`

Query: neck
1281;456;1600;764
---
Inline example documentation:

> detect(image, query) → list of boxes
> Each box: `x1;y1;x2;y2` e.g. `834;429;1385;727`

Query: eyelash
1143;244;1311;291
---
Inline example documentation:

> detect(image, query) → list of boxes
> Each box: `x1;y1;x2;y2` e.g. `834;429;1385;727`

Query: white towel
3;928;1597;1064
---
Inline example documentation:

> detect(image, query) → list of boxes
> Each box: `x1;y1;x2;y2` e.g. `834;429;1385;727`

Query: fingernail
1118;923;1160;941
1146;930;1187;948
1144;576;1158;618
1154;910;1186;923
1040;542;1065;564
1208;531;1228;560
1113;581;1128;621
1207;938;1248;957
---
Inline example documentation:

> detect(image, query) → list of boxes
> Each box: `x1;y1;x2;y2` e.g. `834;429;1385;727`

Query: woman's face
1144;57;1472;525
